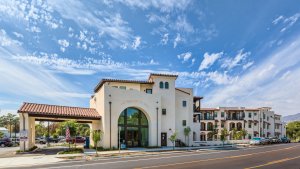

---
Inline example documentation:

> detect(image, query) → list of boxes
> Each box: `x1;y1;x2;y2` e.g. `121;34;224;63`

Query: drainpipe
156;107;159;146
109;101;112;149
22;113;25;152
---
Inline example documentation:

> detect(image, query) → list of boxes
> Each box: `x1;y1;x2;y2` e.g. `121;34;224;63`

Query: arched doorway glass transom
118;107;149;147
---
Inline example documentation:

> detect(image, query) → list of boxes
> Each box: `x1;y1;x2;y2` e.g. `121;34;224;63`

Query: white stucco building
18;73;286;150
197;107;286;142
90;73;202;148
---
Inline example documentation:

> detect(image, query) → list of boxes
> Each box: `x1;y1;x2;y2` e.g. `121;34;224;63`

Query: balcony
226;117;244;120
200;117;215;120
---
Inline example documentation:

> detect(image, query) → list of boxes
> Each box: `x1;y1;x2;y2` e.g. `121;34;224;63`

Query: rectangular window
221;121;225;128
248;123;252;128
263;114;266;119
221;112;225;117
248;134;252;139
267;116;269;121
119;86;126;90
146;89;152;94
214;112;218;118
182;101;187;107
254;123;257;126
182;120;186;126
254;113;257;116
112;86;118;88
248;113;252;118
162;109;166;115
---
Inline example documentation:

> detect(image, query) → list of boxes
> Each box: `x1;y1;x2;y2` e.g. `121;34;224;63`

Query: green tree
287;121;300;141
0;131;4;138
220;128;229;147
92;130;103;156
239;129;248;140
35;122;46;137
169;131;178;150
232;128;239;140
183;127;191;146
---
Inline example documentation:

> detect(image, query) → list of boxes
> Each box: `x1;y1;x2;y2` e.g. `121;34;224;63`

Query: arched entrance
118;107;149;147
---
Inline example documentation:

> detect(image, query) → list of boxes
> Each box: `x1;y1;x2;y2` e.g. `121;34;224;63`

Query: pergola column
89;120;101;147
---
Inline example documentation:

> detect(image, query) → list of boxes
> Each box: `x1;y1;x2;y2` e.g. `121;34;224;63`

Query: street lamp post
118;126;121;156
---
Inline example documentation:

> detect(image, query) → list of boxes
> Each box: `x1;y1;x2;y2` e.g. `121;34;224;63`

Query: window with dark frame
182;120;186;126
145;89;152;94
182;101;187;107
162;109;166;115
221;112;224;117
159;81;164;89
165;82;169;89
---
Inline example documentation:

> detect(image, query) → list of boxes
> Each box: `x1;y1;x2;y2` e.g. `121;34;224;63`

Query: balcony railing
200;117;215;120
226;117;244;120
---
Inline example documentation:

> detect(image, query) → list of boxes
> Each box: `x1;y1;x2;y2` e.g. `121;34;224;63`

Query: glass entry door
126;127;139;147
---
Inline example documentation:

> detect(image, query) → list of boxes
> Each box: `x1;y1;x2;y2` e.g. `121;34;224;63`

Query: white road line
37;144;295;169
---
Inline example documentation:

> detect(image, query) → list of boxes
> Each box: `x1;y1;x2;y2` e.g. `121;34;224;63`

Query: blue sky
0;0;300;116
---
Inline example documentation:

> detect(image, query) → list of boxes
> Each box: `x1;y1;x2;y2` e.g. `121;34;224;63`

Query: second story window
162;109;166;115
159;81;164;89
165;82;169;89
119;86;126;90
221;112;224;117
248;113;252;118
214;112;218;118
254;113;257;116
146;89;152;94
182;120;186;126
182;101;187;107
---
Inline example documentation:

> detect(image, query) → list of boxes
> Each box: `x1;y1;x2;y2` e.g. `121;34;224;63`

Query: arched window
165;82;169;89
118;107;149;147
159;81;164;89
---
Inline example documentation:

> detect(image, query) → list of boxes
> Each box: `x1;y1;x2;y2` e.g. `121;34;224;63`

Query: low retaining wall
193;140;250;146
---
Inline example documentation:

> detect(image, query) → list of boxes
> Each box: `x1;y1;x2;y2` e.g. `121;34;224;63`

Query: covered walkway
18;102;101;151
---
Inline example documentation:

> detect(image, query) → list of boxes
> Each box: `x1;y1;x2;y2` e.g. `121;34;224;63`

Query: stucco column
90;120;101;147
19;113;34;151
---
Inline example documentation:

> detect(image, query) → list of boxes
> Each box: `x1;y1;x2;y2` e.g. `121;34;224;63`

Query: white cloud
272;13;300;33
203;35;300;115
199;52;223;71
13;32;23;38
177;52;192;62
204;71;237;85
161;33;169;45
175;15;194;33
0;29;22;47
173;33;182;48
0;1;62;30
47;0;134;48
114;0;192;13
132;36;141;49
242;61;254;70
222;49;251;70
272;15;284;25
57;39;70;52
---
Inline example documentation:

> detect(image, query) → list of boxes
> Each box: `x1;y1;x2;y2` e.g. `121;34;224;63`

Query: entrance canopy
18;102;101;120
17;102;101;151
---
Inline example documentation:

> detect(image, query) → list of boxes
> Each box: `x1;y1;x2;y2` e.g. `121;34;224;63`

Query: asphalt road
13;143;300;169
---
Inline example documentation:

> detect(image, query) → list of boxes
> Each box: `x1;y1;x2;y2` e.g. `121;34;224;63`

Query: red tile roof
201;108;219;111
18;102;101;120
94;79;154;92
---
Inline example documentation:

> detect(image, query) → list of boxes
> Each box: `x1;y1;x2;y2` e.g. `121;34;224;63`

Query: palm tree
220;128;229;147
239;129;248;140
183;127;191;146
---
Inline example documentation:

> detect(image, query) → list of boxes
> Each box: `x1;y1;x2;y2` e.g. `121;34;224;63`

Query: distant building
196;107;286;142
